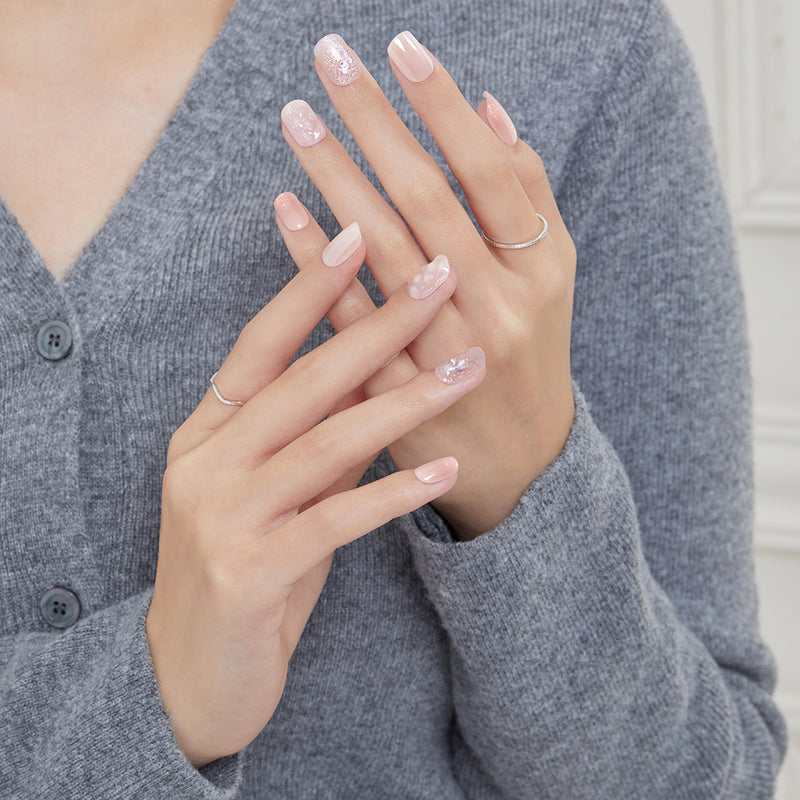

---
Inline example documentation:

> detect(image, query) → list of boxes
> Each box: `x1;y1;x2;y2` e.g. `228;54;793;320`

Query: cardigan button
40;587;81;629
36;320;73;361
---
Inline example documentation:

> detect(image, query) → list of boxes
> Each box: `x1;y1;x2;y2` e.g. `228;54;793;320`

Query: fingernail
407;255;450;300
435;346;485;385
274;192;310;231
387;31;434;83
414;456;459;484
322;222;362;267
314;34;362;86
281;100;327;148
482;91;517;147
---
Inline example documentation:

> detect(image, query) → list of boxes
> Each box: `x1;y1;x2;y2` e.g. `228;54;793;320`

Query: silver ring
481;213;548;249
210;370;245;407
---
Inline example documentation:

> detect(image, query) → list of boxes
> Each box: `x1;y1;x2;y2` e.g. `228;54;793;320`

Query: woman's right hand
145;220;485;768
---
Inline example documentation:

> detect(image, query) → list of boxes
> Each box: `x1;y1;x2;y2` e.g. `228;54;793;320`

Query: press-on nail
482;91;517;147
322;222;362;267
387;31;434;83
281;100;327;147
414;456;459;484
407;255;450;299
435;347;486;384
274;192;310;231
315;34;362;86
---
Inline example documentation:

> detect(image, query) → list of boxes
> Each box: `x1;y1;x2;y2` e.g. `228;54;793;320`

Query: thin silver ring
210;370;245;407
481;213;548;249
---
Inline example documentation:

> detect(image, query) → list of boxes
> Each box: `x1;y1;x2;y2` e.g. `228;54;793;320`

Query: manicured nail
387;31;434;83
274;192;310;231
322;222;362;267
407;255;450;299
414;456;459;484
314;34;362;86
281;100;327;147
482;91;517;147
435;346;485;384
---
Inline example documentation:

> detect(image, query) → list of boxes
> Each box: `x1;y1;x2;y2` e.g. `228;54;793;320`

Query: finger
274;191;419;389
213;260;459;464
273;457;459;583
260;347;484;513
172;226;365;455
476;95;573;263
383;33;539;251
280;99;426;297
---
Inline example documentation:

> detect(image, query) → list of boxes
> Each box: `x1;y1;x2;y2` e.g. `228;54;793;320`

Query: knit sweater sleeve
402;2;786;797
0;589;243;798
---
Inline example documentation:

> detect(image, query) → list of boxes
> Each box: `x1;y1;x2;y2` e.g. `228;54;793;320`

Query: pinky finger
274;457;458;582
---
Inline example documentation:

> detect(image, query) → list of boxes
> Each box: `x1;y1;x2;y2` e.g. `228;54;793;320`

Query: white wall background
663;1;800;796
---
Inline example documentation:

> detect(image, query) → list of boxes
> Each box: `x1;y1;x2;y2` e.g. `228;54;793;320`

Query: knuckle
366;221;418;270
400;168;457;222
486;309;530;364
166;424;189;463
525;149;548;189
476;148;518;196
299;419;343;469
284;348;326;390
536;260;571;308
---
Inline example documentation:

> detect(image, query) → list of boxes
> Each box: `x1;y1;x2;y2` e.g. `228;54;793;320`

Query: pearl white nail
322;222;362;267
407;255;450;299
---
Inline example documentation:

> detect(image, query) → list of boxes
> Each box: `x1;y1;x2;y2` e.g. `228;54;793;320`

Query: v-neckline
0;0;254;328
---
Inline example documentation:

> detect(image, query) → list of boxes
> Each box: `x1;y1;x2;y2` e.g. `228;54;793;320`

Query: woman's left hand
277;31;576;539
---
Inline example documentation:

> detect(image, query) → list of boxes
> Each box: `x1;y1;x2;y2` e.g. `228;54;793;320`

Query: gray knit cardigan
0;0;787;797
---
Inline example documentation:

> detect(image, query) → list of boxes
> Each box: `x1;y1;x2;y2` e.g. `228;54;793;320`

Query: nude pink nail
482;91;517;147
387;31;434;83
274;192;310;231
414;456;459;484
407;255;450;299
435;347;486;385
281;100;327;147
315;34;362;86
322;222;362;267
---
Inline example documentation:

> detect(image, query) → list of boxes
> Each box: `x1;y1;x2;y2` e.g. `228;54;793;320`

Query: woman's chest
0;1;235;281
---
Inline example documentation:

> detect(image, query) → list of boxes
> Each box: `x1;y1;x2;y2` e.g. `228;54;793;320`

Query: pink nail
314;34;362;87
482;91;517;147
407;255;450;299
322;222;362;267
435;347;485;385
274;192;310;231
414;456;459;484
387;31;434;83
281;100;327;148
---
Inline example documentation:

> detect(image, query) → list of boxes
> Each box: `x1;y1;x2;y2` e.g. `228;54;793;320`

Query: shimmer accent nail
274;192;310;231
407;255;450;299
482;91;518;147
322;222;362;267
387;31;434;83
281;100;327;147
435;346;485;385
414;456;459;484
314;34;362;86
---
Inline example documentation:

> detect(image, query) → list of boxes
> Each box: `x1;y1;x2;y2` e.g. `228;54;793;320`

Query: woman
0;0;786;796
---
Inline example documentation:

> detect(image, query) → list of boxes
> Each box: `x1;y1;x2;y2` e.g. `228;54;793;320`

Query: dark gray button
36;320;73;361
40;587;81;629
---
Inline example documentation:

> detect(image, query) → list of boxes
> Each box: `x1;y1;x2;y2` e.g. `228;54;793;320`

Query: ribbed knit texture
0;0;787;797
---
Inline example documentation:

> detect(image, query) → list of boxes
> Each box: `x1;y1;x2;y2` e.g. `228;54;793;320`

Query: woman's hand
146;225;484;767
278;32;576;539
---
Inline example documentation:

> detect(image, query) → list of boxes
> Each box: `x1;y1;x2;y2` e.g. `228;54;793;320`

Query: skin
0;2;576;770
0;0;236;278
282;35;576;539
